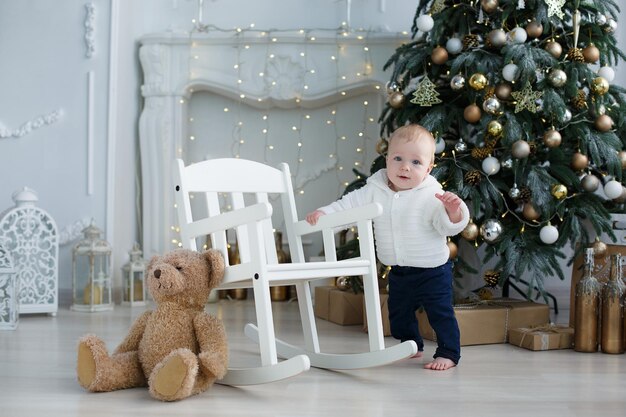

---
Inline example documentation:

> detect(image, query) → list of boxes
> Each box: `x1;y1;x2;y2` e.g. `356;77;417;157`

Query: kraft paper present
314;285;364;325
362;293;391;336
509;325;574;351
417;298;550;346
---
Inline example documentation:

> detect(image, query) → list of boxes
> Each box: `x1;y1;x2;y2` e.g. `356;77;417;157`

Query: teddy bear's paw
149;348;198;402
77;335;109;390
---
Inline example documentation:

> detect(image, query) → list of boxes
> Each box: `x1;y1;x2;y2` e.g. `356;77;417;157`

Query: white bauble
435;138;446;154
416;14;435;32
604;180;623;199
597;66;615;82
482;156;501;175
502;63;520;82
508;27;527;44
539;224;559;245
446;37;463;54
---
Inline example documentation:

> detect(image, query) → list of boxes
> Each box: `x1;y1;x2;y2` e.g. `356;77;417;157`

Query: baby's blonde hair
388;124;436;164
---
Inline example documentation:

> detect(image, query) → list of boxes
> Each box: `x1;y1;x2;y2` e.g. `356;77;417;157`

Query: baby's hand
306;210;325;225
435;191;462;212
435;192;463;223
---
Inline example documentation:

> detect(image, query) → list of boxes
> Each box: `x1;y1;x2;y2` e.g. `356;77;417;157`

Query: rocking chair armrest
292;202;382;236
184;202;273;238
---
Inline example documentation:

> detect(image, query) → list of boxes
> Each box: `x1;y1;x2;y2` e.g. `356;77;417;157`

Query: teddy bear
76;248;228;401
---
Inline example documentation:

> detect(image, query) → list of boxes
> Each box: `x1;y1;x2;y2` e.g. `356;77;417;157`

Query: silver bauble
450;74;466;90
482;97;502;115
454;139;468;152
508;185;521;199
581;174;600;192
548;69;567;87
561;109;572;123
605;18;617;33
596;13;607;26
480;219;504;244
501;157;514;170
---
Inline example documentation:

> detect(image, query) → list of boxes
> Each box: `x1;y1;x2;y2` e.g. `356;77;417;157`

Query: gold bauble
544;40;563;58
543;129;562;148
447;240;458;259
487;120;503;137
551;184;568;200
522;203;541;221
571;152;589;171
431;46;449;65
592;240;608;258
618;151;626;169
480;0;499;13
469;73;488;90
591;76;609;95
376;138;388;155
463;103;482;123
583;44;600;63
495;83;512;100
595;114;613;132
525;20;543;38
461;221;479;240
388;91;406;109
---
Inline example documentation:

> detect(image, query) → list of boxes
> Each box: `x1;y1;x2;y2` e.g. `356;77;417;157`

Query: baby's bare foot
424;357;455;371
410;351;423;359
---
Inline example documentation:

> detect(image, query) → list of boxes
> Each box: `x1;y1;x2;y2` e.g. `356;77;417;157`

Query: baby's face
385;137;433;191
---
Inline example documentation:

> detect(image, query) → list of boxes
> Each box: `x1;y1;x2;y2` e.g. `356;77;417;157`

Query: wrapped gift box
314;285;364;325
509;325;574;351
362;292;391;336
417;298;550;346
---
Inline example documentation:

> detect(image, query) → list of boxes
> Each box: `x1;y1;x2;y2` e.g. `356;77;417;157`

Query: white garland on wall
84;3;96;58
0;109;63;139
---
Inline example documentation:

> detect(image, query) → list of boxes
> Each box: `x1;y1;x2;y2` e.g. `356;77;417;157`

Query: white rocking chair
173;158;417;386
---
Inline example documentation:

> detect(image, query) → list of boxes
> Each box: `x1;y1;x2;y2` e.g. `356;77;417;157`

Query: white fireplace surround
138;29;407;256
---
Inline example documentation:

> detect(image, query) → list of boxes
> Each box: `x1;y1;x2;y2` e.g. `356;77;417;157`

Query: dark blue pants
387;263;460;364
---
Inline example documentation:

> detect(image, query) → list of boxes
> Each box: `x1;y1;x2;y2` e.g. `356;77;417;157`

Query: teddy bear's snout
154;269;161;279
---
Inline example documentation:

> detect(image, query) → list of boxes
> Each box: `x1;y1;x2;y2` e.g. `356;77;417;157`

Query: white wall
0;0;417;303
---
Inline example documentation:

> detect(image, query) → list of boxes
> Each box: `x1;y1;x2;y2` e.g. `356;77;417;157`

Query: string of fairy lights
169;20;407;248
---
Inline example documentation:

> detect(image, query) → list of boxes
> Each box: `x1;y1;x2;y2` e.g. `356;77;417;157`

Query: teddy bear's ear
204;249;225;286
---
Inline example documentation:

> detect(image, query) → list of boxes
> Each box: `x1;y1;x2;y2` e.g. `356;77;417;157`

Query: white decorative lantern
71;222;113;312
0;187;58;316
122;243;148;307
0;243;19;330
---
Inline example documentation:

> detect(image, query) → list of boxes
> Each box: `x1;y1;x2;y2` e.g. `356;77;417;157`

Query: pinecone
471;146;492;160
463;34;480;50
567;47;585;63
484;137;498;148
483;86;496;100
464;169;482;186
572;89;588;110
483;270;501;288
514;186;532;204
528;141;537;155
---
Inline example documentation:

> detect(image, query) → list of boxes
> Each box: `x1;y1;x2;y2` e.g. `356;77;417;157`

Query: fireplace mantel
138;29;408;256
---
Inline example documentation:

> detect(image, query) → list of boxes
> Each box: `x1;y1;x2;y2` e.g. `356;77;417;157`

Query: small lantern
71;222;113;312
122;243;148;307
0;187;59;316
0;243;19;330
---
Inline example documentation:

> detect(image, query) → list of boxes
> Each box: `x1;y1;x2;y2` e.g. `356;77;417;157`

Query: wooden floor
1;299;624;417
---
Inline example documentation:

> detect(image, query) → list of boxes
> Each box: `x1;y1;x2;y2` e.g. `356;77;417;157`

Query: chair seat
218;259;372;289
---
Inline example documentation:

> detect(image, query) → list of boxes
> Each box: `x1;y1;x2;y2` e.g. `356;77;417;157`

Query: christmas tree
378;0;626;293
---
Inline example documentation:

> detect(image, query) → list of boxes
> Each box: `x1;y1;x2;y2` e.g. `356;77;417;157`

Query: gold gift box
314;285;364;325
509;325;574;351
